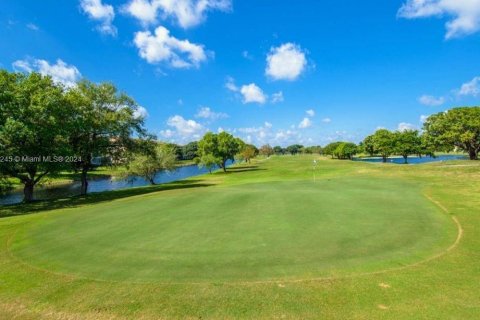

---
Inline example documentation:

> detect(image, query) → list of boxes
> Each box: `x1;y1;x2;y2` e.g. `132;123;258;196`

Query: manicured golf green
10;177;454;283
0;156;478;319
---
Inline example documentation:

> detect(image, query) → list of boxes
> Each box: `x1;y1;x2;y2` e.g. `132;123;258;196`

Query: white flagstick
313;160;317;183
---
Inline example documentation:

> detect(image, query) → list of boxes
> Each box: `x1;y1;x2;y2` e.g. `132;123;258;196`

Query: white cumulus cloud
306;109;315;117
398;0;480;39
266;43;307;81
80;0;117;36
240;83;267;104
161;115;205;142
322;117;332;123
13;58;81;87
134;26;209;68
298;117;312;129
418;94;445;106
123;0;231;28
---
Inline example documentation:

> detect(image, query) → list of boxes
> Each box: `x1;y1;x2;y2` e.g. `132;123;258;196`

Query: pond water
353;154;468;164
0;161;233;205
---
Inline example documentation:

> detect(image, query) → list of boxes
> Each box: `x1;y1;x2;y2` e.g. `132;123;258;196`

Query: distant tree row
256;144;323;156
323;142;358;160
359;107;480;162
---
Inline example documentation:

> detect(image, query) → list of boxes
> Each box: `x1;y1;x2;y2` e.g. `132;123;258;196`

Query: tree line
359;107;479;163
1;70;478;201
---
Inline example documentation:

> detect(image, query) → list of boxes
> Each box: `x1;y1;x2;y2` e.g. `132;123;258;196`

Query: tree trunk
23;181;34;203
404;155;408;164
469;148;478;160
80;168;89;195
382;155;387;163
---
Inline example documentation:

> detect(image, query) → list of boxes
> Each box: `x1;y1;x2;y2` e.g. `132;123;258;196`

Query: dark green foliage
323;142;343;158
180;141;199;160
286;144;304;155
394;130;421;163
0;71;70;202
423;107;480;160
334;142;358;159
273;146;285;155
197;132;243;172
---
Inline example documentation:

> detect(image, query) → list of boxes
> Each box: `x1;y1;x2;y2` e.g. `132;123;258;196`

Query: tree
239;144;258;163
197;132;243;173
166;143;182;160
196;153;219;173
216;132;241;172
419;133;436;157
286;144;303;155
394;130;421;163
0;71;70;202
273;146;285;155
423;107;480;160
334;142;358;160
259;144;274;157
181;141;198;160
323;142;342;158
65;80;147;195
371;129;395;162
304;146;322;154
362;135;376;156
126;143;176;184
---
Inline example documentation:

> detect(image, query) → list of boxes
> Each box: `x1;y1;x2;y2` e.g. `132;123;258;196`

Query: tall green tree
216;132;241;172
197;132;221;172
423;107;480;160
362;135;376;156
126;143;176;185
65;80;147;195
323;142;342;158
197;132;242;173
0;71;70;202
334;142;358;160
370;129;395;162
394;130;421;163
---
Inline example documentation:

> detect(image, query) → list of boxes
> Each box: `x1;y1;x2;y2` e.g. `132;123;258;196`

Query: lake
0;161;233;205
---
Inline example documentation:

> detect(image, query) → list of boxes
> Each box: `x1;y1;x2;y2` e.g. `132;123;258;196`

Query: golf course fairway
0;156;478;319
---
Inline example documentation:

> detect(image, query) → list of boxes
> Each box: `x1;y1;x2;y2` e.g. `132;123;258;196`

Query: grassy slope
0;156;479;319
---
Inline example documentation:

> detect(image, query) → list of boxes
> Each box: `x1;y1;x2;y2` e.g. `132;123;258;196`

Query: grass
0;155;479;319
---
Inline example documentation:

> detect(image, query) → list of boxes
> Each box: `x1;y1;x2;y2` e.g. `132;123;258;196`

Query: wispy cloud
398;0;480;39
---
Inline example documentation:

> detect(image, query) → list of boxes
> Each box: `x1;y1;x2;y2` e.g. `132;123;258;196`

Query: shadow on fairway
226;165;265;173
0;179;213;218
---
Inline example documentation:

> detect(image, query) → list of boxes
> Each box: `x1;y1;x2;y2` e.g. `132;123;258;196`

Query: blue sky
1;0;480;146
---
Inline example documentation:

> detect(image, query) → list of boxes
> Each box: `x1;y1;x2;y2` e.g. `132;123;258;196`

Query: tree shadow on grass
0;179;213;218
226;165;266;173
